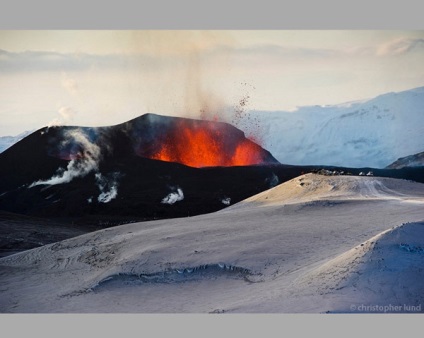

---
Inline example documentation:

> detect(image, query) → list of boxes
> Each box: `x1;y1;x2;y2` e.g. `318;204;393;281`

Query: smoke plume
161;187;184;205
47;106;77;128
221;197;231;205
128;31;233;120
95;172;121;203
29;129;101;187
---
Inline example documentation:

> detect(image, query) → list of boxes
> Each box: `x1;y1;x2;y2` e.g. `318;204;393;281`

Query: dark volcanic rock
0;211;90;258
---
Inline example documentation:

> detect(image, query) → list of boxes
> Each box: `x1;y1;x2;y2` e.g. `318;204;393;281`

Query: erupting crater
133;114;278;168
35;114;279;169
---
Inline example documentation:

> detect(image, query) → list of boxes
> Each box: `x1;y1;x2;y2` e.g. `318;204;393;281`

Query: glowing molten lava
147;120;271;168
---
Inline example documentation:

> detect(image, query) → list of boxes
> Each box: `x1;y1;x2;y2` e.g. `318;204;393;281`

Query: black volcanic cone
0;114;282;222
0;114;278;187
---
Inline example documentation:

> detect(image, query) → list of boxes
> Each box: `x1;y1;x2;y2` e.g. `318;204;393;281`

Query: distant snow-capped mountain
0;130;33;153
386;151;424;169
236;86;424;168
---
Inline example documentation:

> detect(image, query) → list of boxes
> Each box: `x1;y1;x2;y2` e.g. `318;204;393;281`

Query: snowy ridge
386;151;424;169
223;173;424;211
237;86;424;168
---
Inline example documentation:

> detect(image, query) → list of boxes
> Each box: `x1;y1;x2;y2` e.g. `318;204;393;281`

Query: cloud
228;43;341;60
377;38;424;56
0;42;342;75
0;49;157;73
127;31;235;56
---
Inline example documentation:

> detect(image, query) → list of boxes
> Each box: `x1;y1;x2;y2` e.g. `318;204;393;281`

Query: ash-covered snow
1;174;424;313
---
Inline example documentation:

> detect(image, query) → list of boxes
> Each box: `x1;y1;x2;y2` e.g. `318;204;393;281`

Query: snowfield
1;174;424;313
232;86;424;168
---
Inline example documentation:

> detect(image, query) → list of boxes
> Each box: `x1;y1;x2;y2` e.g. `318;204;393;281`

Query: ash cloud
0;49;138;73
29;129;101;187
161;187;184;205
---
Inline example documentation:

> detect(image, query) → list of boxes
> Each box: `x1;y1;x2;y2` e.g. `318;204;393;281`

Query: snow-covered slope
292;221;424;313
386;151;424;169
224;173;424;211
1;174;423;313
0;130;33;153
235;86;424;168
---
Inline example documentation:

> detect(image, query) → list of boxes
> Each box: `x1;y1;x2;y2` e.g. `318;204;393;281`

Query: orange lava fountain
149;120;270;168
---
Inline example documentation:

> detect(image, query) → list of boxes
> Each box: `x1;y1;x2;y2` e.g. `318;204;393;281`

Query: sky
1;30;424;136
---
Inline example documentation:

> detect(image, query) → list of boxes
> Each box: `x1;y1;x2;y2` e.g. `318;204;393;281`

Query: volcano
0;113;279;212
1;113;424;257
0;114;284;249
21;113;278;169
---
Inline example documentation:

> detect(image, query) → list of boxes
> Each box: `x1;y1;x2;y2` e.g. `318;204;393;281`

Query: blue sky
1;30;423;136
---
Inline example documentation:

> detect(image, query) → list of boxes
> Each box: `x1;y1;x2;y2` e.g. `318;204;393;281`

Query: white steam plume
161;188;184;205
221;197;231;205
47;106;77;128
29;129;101;187
96;172;121;203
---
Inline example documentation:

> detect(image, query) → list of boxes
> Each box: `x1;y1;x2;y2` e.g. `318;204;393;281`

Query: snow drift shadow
93;263;256;291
